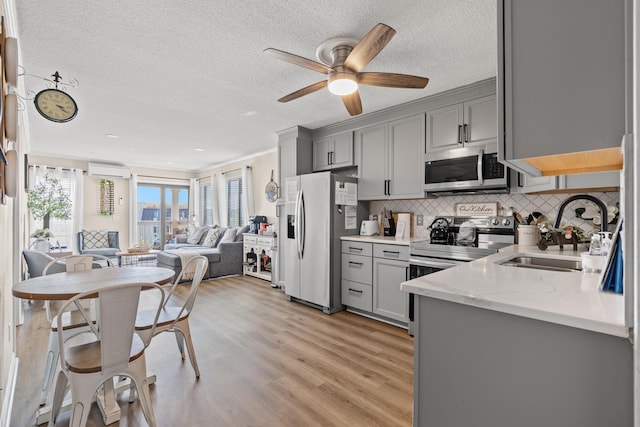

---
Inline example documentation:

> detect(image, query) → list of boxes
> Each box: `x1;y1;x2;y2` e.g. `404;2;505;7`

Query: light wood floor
12;275;413;426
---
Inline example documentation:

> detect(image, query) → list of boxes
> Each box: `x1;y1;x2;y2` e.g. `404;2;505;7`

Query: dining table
13;266;175;425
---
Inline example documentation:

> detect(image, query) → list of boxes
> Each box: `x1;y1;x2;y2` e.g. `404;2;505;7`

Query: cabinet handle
331;151;335;165
383;250;400;257
463;123;469;143
348;288;363;294
348;247;363;252
458;125;463;144
348;261;363;266
327;152;331;165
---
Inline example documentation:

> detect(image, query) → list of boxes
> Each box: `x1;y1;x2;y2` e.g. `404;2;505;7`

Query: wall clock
34;88;78;123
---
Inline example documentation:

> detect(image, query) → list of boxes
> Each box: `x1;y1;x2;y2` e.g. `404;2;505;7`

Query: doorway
136;184;189;250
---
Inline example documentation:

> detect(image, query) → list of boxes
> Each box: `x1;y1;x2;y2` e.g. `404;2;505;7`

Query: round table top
12;266;175;301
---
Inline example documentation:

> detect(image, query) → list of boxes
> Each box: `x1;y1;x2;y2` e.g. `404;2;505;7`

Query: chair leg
175;321;200;378
40;332;58;405
67;376;100;427
48;371;68;427
174;331;185;360
128;357;157;427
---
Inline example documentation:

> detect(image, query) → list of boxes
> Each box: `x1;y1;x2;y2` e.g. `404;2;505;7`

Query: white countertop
341;235;417;246
401;245;628;338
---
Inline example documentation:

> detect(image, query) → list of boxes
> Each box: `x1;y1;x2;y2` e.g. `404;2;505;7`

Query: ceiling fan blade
278;81;328;103
343;23;396;72
342;91;363;116
358;72;429;89
264;48;333;74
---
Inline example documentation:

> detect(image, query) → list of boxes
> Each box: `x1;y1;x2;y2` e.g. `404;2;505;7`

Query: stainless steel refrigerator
284;172;367;313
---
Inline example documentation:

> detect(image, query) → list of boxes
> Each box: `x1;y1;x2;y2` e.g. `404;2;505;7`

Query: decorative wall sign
100;179;114;215
454;202;498;216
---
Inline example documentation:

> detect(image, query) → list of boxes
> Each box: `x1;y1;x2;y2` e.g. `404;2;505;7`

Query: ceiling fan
264;23;429;116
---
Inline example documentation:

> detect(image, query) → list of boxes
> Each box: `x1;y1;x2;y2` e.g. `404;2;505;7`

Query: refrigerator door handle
294;190;302;259
299;190;306;258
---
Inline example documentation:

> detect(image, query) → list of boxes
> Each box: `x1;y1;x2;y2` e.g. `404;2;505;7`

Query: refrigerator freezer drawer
342;254;373;285
342;280;373;312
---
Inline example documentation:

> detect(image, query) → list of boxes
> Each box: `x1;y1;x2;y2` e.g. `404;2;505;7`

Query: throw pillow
201;228;222;248
186;226;207;245
82;230;108;249
235;225;250;242
214;227;227;247
218;227;237;245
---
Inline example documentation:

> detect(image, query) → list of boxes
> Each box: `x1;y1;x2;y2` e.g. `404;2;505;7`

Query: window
226;173;244;228
199;180;213;226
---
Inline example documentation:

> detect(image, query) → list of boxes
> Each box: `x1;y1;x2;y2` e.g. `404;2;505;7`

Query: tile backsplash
370;191;620;240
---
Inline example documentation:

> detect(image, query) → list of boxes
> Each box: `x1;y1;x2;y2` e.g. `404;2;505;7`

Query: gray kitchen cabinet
312;132;353;171
342;240;409;326
514;170;620;194
341;241;373;312
276;126;313;289
413;295;632;427
373;244;409;323
498;0;631;176
426;94;496;153
356;114;425;200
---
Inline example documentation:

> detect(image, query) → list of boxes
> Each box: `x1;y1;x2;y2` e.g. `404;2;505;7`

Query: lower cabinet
243;234;275;281
341;240;409;325
373;257;409;323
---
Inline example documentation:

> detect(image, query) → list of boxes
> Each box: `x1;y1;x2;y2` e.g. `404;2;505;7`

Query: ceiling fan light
328;74;358;96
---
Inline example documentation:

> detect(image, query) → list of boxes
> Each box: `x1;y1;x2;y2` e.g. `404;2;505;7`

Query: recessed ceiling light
105;133;119;138
194;148;205;152
166;161;174;165
244;111;257;117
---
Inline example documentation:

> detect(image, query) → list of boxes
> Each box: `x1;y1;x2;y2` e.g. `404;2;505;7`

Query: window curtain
214;172;227;226
71;168;84;253
189;178;199;228
129;173;138;247
28;165;83;251
242;166;254;224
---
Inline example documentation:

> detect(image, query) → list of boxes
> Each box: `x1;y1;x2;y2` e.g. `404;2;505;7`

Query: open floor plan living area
1;1;639;426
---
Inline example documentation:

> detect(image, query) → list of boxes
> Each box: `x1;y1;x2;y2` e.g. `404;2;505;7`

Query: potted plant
27;174;72;235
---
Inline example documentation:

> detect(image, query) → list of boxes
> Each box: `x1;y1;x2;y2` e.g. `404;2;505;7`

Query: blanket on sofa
165;249;200;280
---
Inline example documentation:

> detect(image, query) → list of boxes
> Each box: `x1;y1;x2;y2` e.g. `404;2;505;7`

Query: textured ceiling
12;0;496;172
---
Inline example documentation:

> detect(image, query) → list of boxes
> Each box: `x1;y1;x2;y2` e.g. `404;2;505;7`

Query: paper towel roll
395;213;411;239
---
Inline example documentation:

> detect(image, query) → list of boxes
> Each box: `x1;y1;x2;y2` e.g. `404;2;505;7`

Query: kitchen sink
497;256;582;272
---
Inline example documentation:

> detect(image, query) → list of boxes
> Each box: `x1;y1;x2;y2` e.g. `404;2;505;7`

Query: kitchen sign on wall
455;202;498;216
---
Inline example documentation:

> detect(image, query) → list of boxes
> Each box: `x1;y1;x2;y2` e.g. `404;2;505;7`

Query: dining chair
135;255;208;378
48;282;165;427
39;254;115;406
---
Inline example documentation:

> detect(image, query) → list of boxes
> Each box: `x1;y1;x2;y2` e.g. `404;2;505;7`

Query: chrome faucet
554;194;607;233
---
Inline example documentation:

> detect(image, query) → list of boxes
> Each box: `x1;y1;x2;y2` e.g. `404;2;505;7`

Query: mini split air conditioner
87;163;131;179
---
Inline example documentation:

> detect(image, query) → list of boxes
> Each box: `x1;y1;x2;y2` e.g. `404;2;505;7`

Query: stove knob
502;218;511;226
491;218;500;226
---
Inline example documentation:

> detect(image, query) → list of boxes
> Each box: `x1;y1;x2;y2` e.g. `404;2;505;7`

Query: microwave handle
477;148;484;184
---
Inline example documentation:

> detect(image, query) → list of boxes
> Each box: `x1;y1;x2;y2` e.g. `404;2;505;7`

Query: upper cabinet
513;170;620;194
426;95;497;153
312;132;353;171
498;0;631;176
356;114;425;200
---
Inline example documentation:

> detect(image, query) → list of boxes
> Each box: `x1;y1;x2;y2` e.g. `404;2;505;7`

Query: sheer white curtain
242;166;254;223
189;178;199;228
129;173;138;247
28;165;83;251
214;172;227;226
71;168;83;252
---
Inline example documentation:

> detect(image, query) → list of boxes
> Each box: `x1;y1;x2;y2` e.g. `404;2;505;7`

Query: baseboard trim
0;354;18;427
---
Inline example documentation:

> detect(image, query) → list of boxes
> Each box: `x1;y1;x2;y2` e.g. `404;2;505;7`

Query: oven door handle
410;258;466;269
477;148;484;184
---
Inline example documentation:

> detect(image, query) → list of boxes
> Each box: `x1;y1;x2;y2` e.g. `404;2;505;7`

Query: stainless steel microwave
424;146;508;194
